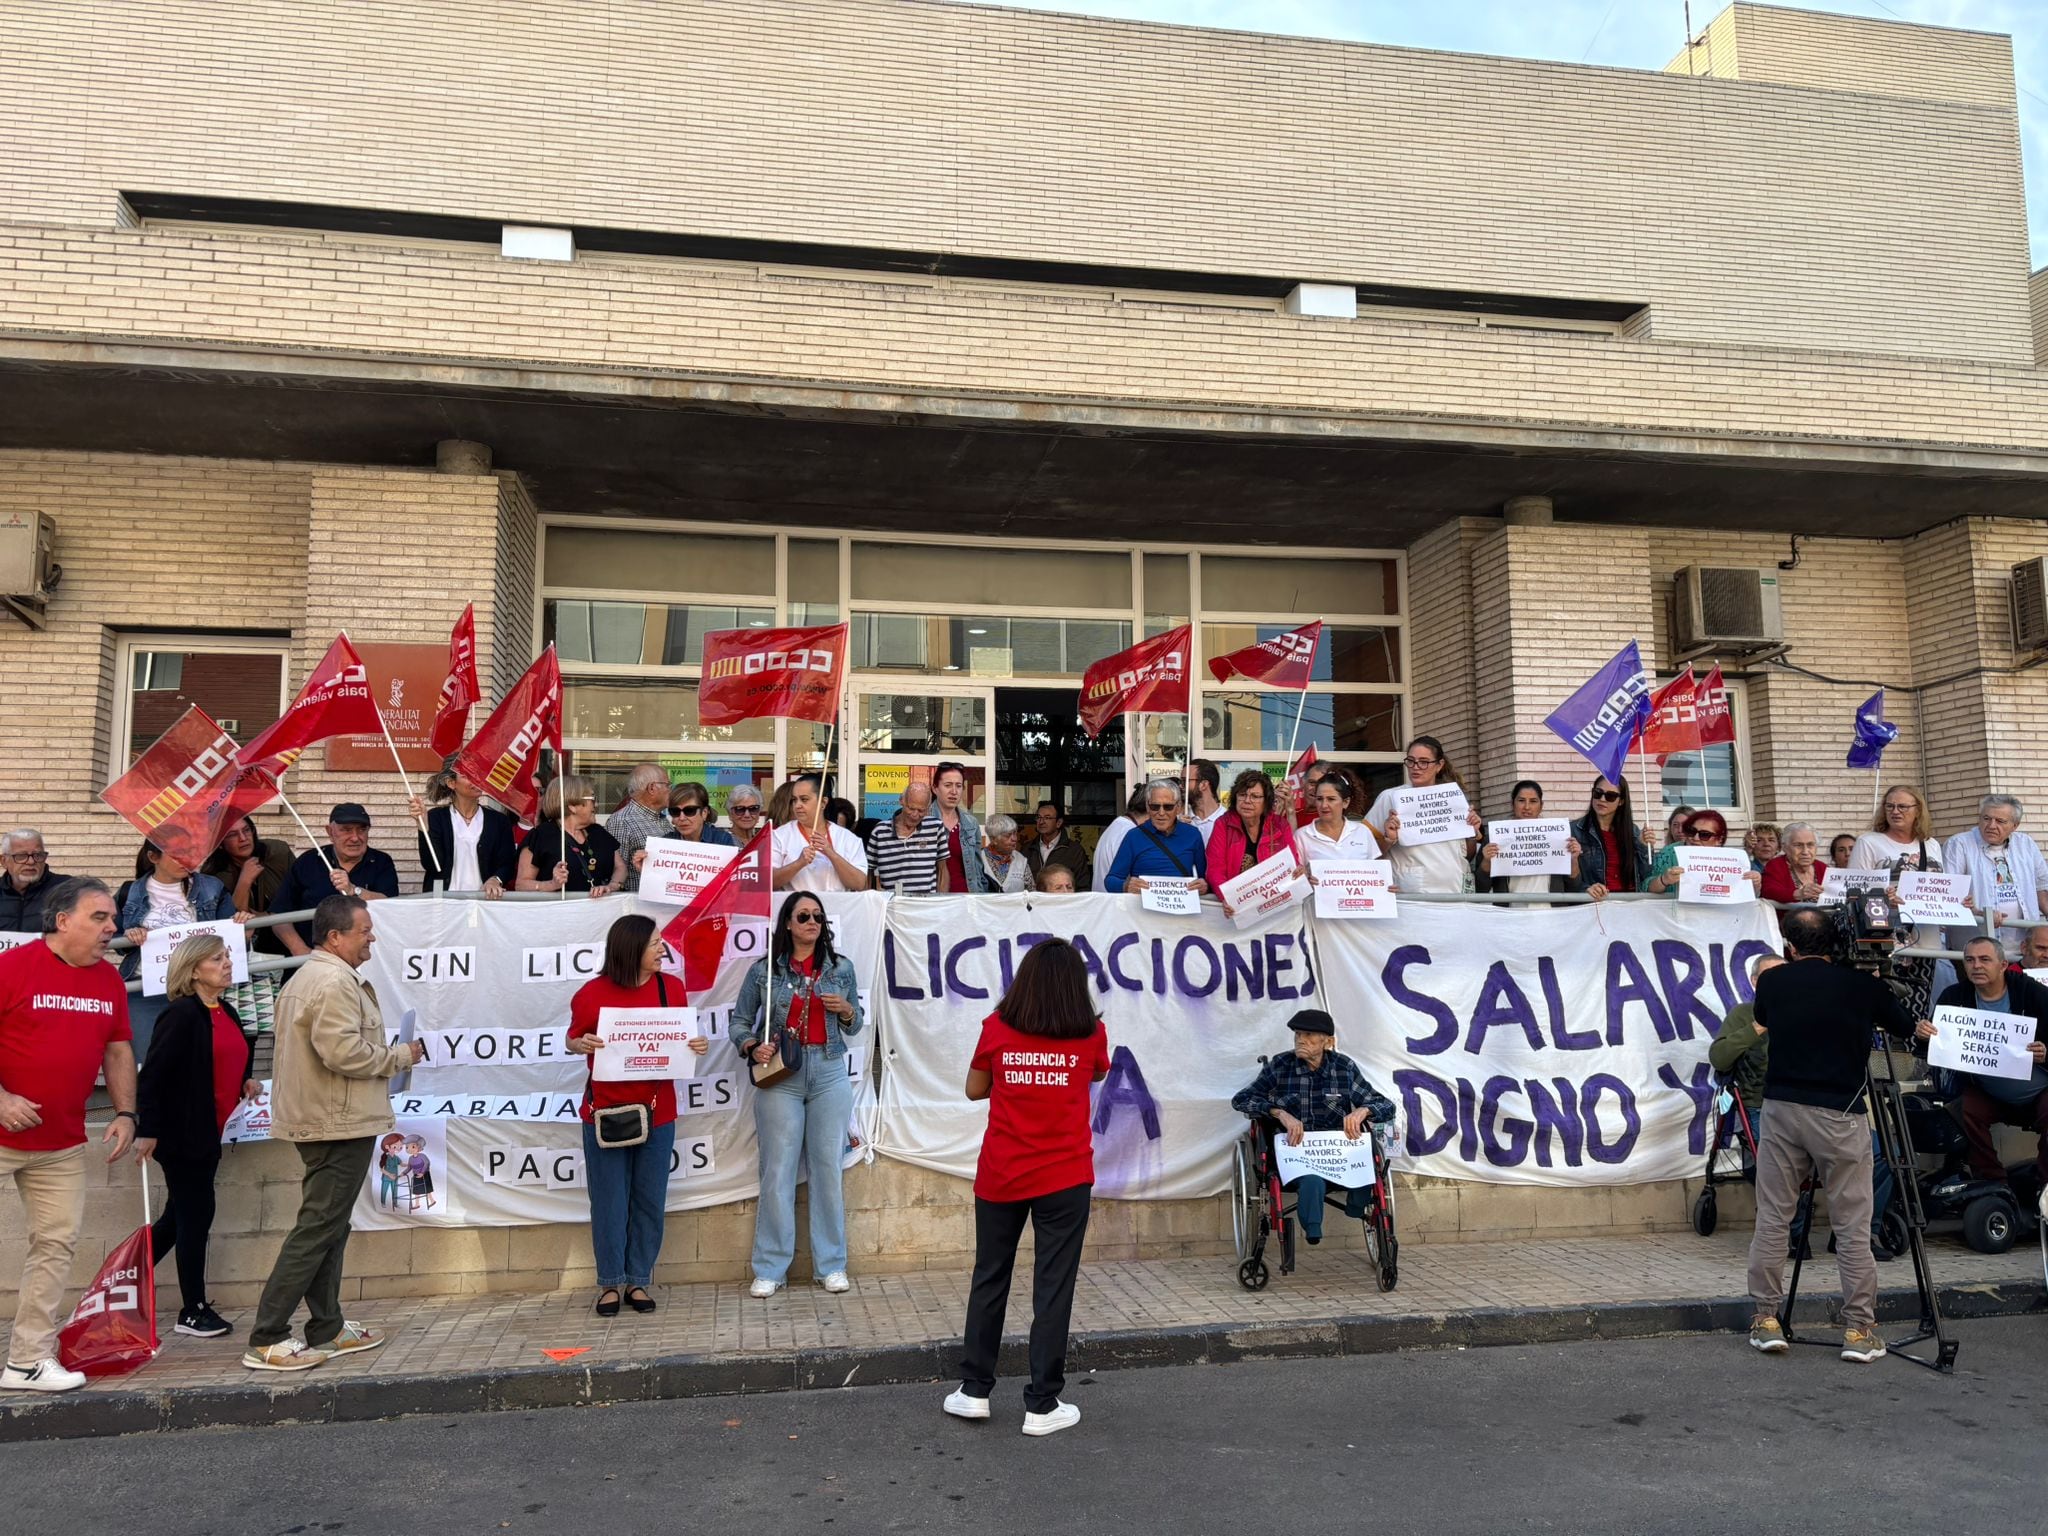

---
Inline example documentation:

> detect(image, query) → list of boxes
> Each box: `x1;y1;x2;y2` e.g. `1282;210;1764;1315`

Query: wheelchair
1231;1113;1398;1293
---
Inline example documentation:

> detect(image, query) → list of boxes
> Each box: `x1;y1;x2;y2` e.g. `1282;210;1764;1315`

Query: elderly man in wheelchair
1230;1008;1399;1289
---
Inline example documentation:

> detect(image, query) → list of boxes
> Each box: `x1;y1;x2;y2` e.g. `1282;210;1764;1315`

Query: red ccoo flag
1632;666;1701;758
454;646;562;823
1283;744;1319;828
238;634;382;767
659;829;773;998
58;1219;158;1378
429;603;481;757
100;707;279;867
1079;624;1191;740
1695;665;1736;746
1206;620;1323;689
698;623;848;727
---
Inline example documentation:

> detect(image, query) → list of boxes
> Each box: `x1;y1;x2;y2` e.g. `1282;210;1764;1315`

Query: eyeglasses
790;911;823;925
671;805;707;818
2;849;46;861
1403;757;1439;769
1146;802;1177;813
1592;790;1622;803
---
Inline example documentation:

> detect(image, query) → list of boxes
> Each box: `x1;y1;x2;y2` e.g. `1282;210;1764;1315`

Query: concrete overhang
3;338;2045;543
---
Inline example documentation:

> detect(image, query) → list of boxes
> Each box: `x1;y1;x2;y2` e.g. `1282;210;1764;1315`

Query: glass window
1202;623;1401;684
1660;747;1742;811
570;749;771;819
543;526;775;596
788;539;840;624
562;679;773;743
852;542;1130;609
545;600;774;666
850;614;1130;677
1201;555;1399;616
855;693;988;756
1202;691;1401;754
1143;553;1188;617
119;642;286;763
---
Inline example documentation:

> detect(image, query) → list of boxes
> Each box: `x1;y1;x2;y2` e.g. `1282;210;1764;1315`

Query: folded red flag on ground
1632;665;1700;757
1695;664;1736;746
429;603;481;757
58;1219;158;1378
1079;624;1191;739
454;646;562;824
659;829;773;998
237;633;382;766
697;623;849;726
99;706;277;867
1206;619;1323;689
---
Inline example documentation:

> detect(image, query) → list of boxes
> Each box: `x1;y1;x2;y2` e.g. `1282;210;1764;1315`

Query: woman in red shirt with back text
944;939;1110;1438
564;914;708;1319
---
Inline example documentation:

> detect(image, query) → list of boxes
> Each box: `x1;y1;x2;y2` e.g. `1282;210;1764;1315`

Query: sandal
626;1287;657;1315
594;1288;621;1318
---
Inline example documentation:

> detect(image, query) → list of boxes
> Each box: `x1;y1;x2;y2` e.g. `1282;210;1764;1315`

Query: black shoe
595;1288;621;1318
175;1303;232;1339
1872;1242;1897;1263
626;1287;657;1314
1301;1229;1322;1246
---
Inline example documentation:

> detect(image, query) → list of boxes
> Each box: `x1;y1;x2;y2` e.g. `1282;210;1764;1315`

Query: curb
4;1276;2040;1442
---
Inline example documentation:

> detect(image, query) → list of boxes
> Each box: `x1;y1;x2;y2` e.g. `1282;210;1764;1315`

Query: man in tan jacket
244;894;423;1372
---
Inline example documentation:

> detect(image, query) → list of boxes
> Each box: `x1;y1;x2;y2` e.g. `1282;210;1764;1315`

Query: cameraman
1745;908;1914;1364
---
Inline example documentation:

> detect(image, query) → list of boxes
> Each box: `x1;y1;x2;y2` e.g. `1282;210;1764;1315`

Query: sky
998;0;2048;267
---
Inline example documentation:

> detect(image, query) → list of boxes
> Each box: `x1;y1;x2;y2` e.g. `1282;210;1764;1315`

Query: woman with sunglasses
1645;809;1761;895
1571;777;1650;901
1365;736;1482;894
730;892;864;1298
662;781;736;847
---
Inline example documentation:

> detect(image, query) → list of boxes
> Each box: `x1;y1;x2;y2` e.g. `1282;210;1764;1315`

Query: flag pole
1278;620;1323;817
374;706;442;876
272;786;338;874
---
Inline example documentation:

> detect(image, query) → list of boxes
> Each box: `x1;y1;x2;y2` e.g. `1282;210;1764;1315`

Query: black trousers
959;1182;1092;1413
149;1152;221;1311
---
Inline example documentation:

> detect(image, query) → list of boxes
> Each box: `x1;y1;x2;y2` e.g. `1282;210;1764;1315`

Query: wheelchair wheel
1237;1258;1269;1292
1231;1139;1260;1261
1360;1193;1398;1292
1692;1186;1718;1237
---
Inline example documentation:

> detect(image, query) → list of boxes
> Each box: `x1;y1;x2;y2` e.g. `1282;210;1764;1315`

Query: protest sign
1676;848;1754;905
1272;1129;1378;1189
1487;818;1571;878
638;837;738;906
1317;899;1781;1186
1139;878;1201;917
139;918;249;997
592;1006;702;1082
1928;1005;2039;1081
1312;859;1397;920
2027;968;2048;989
220;1079;271;1144
1392;784;1471;847
1819;866;1891;906
0;931;35;955
1218;849;1309;930
1899;870;1973;926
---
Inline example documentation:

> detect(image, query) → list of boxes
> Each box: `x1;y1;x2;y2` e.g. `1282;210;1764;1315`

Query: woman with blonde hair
133;932;260;1341
1850;784;1942;882
516;773;623;895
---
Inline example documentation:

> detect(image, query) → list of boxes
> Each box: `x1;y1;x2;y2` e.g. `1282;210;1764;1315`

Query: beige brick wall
2033;268;2048;364
4;227;2048;458
0;0;2030;362
1405;519;1488;803
1673;4;2019;109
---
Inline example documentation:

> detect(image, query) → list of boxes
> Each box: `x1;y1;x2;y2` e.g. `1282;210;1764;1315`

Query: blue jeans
582;1118;675;1289
751;1048;855;1283
1287;1175;1367;1237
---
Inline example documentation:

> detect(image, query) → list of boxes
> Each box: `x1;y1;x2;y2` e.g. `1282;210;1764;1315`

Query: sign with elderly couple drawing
1316;900;1782;1187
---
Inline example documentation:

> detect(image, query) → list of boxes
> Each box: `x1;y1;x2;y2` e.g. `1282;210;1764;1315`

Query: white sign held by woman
140;918;250;997
1819;866;1889;906
1219;850;1309;930
1927;1005;2038;1081
1272;1129;1378;1188
1392;784;1470;847
638;838;737;906
1899;870;1973;926
1676;848;1753;905
1487;818;1571;878
592;1006;702;1082
1312;860;1397;919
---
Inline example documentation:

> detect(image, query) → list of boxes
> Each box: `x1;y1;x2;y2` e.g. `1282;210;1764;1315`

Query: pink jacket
1205;814;1299;889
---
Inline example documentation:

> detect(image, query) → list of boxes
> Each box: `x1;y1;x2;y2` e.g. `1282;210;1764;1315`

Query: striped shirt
866;816;947;893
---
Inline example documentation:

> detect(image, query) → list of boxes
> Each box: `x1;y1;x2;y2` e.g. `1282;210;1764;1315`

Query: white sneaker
0;1357;86;1393
819;1271;851;1294
242;1338;329;1372
1022;1400;1081;1437
944;1388;991;1420
748;1277;781;1299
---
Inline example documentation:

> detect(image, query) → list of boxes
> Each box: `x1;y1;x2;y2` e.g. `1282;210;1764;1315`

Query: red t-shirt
787;954;828;1046
210;1007;246;1133
0;940;133;1152
1600;827;1633;892
944;821;970;894
567;974;681;1127
971;1012;1112;1203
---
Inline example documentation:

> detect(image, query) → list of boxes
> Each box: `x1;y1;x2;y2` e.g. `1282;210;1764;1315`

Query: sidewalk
3;1228;2039;1441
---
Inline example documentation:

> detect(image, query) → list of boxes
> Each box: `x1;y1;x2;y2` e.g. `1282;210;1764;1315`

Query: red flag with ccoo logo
1079;625;1191;739
697;623;848;726
99;706;277;867
237;633;383;766
429;603;481;757
1206;619;1323;689
454;646;563;824
659;829;773;998
58;1213;158;1378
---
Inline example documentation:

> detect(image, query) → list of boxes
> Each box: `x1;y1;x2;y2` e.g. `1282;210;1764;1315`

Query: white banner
1487;818;1571;878
873;893;1309;1199
139;918;249;997
1315;900;1782;1186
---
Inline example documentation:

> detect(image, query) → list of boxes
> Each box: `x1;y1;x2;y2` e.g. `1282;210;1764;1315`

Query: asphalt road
18;1317;2044;1535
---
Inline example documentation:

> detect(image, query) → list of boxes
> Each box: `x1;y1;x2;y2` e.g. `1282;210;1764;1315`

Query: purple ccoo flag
1544;641;1653;789
1846;688;1897;770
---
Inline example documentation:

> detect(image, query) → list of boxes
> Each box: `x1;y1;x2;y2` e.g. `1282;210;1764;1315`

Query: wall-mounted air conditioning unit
2010;557;2048;653
1670;566;1784;656
0;511;57;630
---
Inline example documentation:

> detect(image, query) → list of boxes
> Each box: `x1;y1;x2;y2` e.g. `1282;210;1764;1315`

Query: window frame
108;633;293;786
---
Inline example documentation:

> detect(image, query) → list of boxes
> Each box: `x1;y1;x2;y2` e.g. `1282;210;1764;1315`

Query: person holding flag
269;805;401;954
410;756;519;895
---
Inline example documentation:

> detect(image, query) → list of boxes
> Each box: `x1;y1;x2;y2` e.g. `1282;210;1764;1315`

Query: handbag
749;968;813;1089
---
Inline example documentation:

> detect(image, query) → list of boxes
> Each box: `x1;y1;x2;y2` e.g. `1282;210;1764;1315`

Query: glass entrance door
849;684;995;824
991;686;1126;841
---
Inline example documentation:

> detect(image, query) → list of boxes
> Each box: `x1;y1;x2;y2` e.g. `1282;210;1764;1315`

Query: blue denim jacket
729;952;864;1062
116;872;235;979
923;807;991;894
